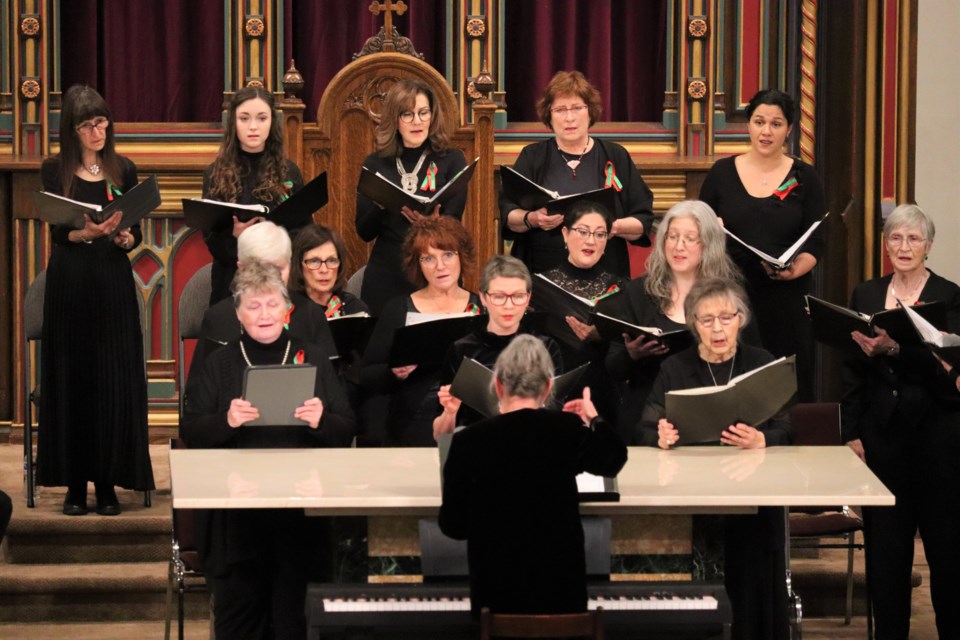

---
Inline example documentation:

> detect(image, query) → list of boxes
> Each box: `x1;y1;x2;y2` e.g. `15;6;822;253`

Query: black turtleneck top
355;143;467;314
202;149;305;305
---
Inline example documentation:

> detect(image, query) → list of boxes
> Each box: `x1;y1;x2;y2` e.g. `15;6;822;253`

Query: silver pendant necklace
396;150;428;194
86;162;101;176
240;339;292;367
706;350;736;386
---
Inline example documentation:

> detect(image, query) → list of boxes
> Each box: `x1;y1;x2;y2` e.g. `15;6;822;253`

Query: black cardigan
498;138;653;277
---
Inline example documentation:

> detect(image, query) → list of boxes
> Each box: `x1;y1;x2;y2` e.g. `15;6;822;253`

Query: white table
169;446;894;514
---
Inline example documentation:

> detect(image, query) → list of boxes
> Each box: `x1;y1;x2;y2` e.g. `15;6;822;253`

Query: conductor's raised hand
437;384;462;416
624;333;669;360
563;386;599;425
657;418;679;449
227;398;259;428
294;397;324;429
232;215;263;238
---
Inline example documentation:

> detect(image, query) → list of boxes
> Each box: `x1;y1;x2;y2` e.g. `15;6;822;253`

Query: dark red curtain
284;0;446;122
504;0;667;123
60;0;224;122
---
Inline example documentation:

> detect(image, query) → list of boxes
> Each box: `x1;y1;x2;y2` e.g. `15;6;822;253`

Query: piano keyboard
308;582;732;640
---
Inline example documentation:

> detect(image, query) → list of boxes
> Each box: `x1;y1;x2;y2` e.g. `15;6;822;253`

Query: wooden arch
300;52;497;291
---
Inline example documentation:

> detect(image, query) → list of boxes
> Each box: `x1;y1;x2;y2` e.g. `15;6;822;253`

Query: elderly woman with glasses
605;200;756;443
290;224;369;318
637;277;792;640
499;70;654;276
433;255;564;437
361;216;481;445
356;79;467;315
841;204;960;638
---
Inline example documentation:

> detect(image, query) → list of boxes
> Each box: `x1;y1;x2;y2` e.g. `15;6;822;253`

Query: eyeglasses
302;257;341;271
886;233;926;248
399;108;432;124
551;104;589;117
419;250;459;267
484;291;530;306
664;233;702;247
75;117;109;135
568;226;609;242
695;313;740;328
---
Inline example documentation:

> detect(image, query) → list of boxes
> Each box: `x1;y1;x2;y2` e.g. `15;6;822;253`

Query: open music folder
357;157;478;214
899;300;960;367
182;171;328;233
387;313;484;368
33;175;161;233
592;311;694;353
665;355;797;445
723;212;829;270
499;165;617;215
807;295;946;352
326;312;376;361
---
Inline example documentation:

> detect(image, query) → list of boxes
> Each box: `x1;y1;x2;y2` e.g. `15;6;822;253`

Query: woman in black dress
36;85;155;517
356;79;467;314
699;89;824;401
439;334;627;616
606;200;752;442
183;261;355;640
535;200;626;423
499;70;653;276
433;255;563;437
289;224;368;318
361;216;480;445
639;277;792;640
203;86;305;305
841;204;960;639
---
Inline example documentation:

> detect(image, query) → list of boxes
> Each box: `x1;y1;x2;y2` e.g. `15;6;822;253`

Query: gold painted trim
897;0;912;203
799;0;817;165
864;0;879;277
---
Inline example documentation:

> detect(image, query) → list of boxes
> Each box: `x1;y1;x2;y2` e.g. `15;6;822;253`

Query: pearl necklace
239;339;291;367
705;350;736;387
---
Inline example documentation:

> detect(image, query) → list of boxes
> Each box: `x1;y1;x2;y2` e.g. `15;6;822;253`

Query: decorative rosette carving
687;80;707;100
21;16;41;37
465;17;486;39
245;17;265;38
21;79;41;100
688;17;708;39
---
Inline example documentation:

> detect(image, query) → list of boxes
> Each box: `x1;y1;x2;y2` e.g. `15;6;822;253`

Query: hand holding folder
357;158;478;215
32;175;161;234
724;213;828;270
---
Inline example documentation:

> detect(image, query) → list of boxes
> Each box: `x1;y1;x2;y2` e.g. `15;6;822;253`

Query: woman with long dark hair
37;85;155;516
355;79;467;314
203;86;305;305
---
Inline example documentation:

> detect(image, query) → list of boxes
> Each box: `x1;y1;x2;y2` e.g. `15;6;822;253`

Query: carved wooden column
679;0;715;157
798;0;817;165
11;0;54;156
280;60;306;169
469;100;498;268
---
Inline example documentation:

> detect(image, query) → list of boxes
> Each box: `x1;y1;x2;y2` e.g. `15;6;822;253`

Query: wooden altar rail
0;153;718;432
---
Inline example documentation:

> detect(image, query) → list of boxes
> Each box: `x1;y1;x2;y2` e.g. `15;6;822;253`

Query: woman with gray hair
841;203;960;638
637;277;792;640
606;200;756;442
182;260;355;640
433;255;563;437
439;334;627;616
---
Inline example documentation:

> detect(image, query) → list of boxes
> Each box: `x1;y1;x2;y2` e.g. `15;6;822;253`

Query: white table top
169;446;894;514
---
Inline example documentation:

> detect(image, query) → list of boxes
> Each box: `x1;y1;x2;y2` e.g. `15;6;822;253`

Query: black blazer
840;271;960;445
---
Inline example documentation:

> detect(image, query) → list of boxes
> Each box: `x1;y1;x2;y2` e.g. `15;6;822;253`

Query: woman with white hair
841;204;960;638
439;335;627;616
605;200;755;442
638;277;792;640
183;260;355;640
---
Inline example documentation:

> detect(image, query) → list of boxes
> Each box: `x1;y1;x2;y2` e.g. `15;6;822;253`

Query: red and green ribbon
279;180;294;202
591;283;621;304
420;162;438;192
293;349;305;365
283;303;295;330
325;295;344;319
603;162;623;192
773;177;798;201
105;180;123;202
466;302;482;315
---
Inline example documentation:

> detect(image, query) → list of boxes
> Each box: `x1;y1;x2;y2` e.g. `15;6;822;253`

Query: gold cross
369;0;407;35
